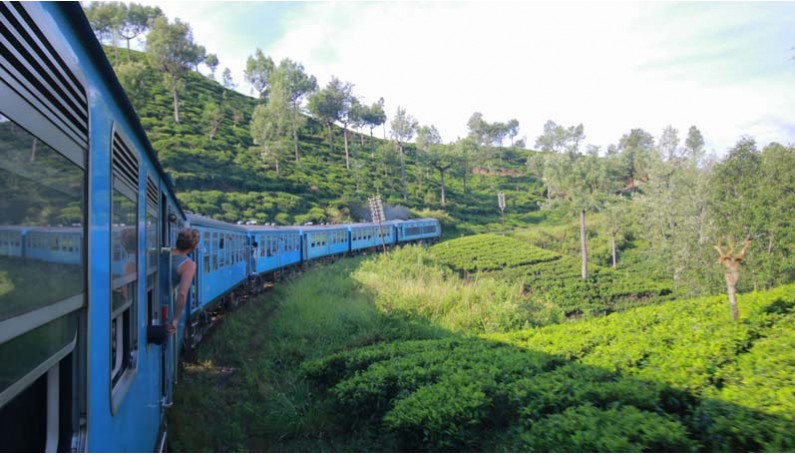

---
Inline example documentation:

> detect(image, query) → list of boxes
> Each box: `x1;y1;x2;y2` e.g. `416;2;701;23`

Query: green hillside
110;47;543;231
168;243;795;452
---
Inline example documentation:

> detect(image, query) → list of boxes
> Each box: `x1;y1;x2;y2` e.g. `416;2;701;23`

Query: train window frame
108;126;140;415
212;232;218;271
0;84;87;446
0;116;86;411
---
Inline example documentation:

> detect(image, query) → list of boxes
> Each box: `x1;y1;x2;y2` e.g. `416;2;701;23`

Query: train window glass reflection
0;113;85;322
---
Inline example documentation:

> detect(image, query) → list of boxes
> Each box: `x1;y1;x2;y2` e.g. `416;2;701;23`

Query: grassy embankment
168;237;794;452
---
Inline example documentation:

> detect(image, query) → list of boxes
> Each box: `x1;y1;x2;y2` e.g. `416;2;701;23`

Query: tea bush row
430;234;560;272
302;284;795;451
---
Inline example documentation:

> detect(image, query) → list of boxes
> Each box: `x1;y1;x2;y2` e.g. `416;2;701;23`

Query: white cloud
143;1;795;153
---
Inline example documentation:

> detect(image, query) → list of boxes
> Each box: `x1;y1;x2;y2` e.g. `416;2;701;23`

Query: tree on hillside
244;49;275;102
390;106;418;202
455;137;478;194
467;112;490;146
542;147;615;279
146;17;206;123
116;2;163;61
222;68;235;89
535;120;584;154
84;2;122;63
332;78;357;171
358;99;387;154
202;100;222;139
616;128;655;190
417;125;454;206
205;53;219;80
271;59;317;162
113;60;148;111
658;125;683;161
757;143;795;287
685;125;705;163
506;119;520;146
307;77;353;163
250;98;290;175
714;237;752;321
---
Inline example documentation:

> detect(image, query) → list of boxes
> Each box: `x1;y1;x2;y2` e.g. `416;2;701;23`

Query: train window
110;130;139;410
0;114;85;323
212;232;218;271
146;206;158;329
218;233;225;268
203;233;210;274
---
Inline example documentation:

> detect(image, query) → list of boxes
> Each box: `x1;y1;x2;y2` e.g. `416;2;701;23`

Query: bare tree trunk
343;127;350;170
326;123;334;153
462;160;468;194
292;107;299;162
610;228;618;270
611;231;617;269
399;144;407;201
726;275;739;321
440;168;446;206
172;88;180;123
369;127;375;157
580;209;588;280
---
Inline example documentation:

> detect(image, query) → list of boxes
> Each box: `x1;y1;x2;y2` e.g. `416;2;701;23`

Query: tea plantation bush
430;234;560;272
302;284;795;452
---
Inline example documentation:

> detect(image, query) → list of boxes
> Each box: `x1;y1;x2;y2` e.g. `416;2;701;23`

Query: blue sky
136;1;795;155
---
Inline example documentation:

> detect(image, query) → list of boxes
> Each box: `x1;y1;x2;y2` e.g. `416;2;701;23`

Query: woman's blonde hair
176;228;200;251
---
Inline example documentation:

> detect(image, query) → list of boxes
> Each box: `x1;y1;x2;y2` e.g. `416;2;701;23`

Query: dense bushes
302;284;795;452
431;234;560;272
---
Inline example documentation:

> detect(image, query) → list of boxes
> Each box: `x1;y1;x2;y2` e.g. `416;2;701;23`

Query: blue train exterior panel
189;215;249;310
246;227;302;275
302;226;350;260
397;218;442;243
346;223;396;251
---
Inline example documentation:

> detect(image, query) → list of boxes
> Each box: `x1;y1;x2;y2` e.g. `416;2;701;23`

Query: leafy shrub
509;404;697;452
431;234;560;272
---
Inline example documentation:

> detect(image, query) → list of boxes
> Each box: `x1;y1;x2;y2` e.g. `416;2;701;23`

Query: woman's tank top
171;254;190;286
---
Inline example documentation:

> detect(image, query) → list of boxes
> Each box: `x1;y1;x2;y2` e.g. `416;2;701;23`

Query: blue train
0;2;440;452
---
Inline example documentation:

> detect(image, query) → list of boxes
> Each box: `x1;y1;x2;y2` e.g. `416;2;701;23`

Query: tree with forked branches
714;236;752;321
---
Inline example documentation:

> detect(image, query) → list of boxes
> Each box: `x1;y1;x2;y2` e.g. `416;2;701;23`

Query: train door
158;194;174;405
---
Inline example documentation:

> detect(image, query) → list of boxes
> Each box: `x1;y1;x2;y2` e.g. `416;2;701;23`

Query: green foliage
302;283;795;452
431;234;560;272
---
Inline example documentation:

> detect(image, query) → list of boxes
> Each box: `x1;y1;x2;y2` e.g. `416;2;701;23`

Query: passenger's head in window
175;228;200;253
121;227;137;253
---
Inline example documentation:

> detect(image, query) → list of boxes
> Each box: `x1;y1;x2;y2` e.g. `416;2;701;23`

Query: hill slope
110;48;544;230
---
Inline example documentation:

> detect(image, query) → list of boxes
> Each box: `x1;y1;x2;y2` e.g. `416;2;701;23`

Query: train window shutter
0;2;88;150
112;131;138;191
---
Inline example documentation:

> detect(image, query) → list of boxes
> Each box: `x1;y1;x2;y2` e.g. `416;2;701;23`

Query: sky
134;1;795;155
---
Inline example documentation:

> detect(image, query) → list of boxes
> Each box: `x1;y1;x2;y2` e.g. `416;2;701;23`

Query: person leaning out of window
168;228;199;335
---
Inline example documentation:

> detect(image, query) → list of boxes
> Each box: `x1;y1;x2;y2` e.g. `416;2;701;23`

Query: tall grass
353;245;539;334
168;257;451;452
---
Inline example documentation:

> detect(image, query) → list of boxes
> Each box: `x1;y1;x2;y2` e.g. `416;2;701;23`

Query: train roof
186;214;248;232
243;225;302;233
58;3;186;218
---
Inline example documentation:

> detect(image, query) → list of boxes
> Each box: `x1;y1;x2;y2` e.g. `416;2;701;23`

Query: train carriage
346;222;396;252
187;214;248;312
0;2;188;452
245;225;303;276
301;225;350;261
396;218;442;243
